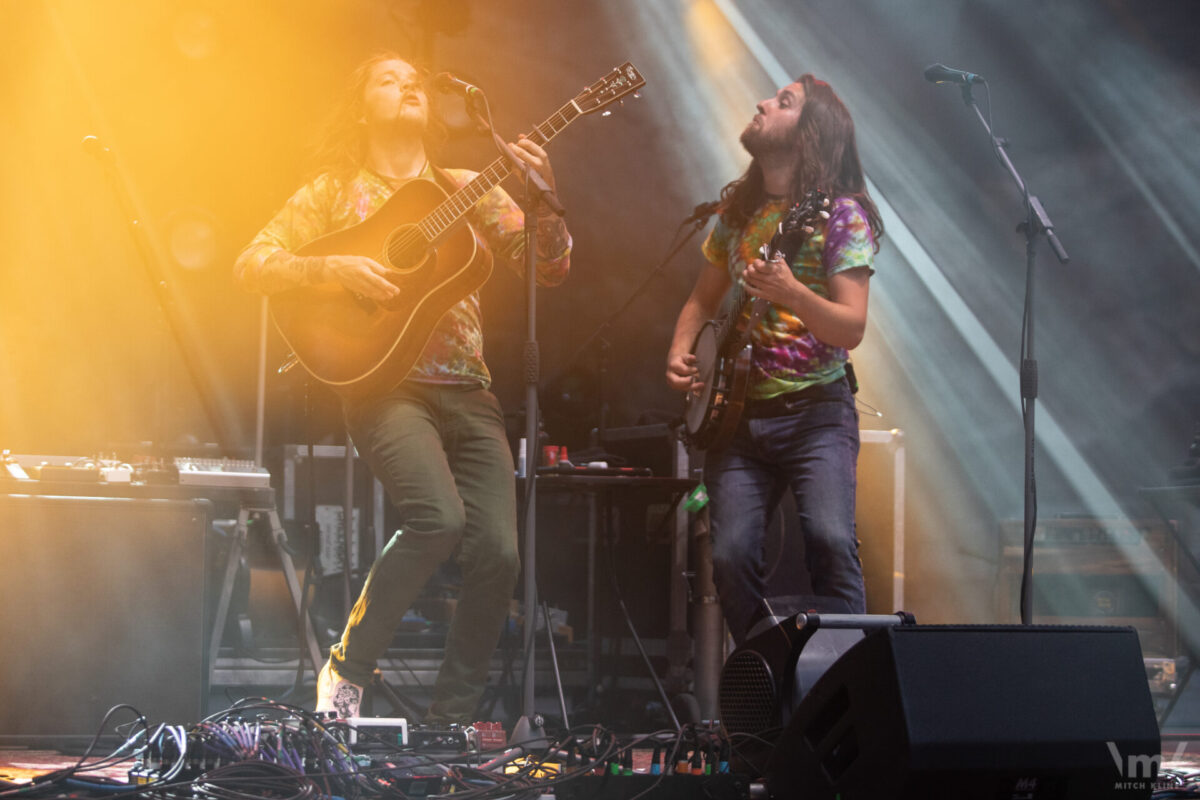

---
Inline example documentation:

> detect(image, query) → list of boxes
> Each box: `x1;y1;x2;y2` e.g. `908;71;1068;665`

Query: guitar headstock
780;189;831;236
573;62;645;115
765;189;831;264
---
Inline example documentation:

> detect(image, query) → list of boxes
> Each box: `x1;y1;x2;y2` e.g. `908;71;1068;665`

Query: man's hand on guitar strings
743;254;799;306
509;134;557;192
324;254;399;303
666;351;704;394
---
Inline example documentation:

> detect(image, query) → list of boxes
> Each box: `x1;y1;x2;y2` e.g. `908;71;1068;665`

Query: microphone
81;134;114;162
923;63;985;86
432;72;483;96
684;200;721;225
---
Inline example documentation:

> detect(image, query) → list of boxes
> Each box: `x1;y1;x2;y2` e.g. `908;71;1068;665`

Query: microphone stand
953;81;1069;625
83;135;238;457
546;207;719;446
467;92;564;743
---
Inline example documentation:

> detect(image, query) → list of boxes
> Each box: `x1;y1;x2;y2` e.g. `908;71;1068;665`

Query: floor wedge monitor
766;624;1160;799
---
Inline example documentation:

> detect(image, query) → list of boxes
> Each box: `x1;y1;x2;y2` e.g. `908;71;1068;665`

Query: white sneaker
316;660;363;719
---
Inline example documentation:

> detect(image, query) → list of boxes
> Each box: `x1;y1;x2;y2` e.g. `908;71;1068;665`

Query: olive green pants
330;382;519;722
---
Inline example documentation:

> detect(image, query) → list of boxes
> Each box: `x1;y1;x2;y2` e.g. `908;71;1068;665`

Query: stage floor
4;741;1200;796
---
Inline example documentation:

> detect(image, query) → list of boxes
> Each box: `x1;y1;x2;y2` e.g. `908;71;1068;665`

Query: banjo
682;190;830;450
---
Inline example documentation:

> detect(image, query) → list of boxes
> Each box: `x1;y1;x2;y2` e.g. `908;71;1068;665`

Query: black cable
601;519;682;732
724;728;778;777
3;705;669;800
0;705;149;798
377;653;428;693
443;726;625;800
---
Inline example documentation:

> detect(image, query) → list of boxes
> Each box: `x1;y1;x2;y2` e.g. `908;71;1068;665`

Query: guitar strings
382;108;573;268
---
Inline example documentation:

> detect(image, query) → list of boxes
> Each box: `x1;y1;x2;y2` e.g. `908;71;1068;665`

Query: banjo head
685;321;721;436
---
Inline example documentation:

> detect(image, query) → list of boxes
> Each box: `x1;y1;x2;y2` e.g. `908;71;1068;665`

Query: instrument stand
207;498;324;694
541;601;571;729
468;90;564;743
953;81;1069;625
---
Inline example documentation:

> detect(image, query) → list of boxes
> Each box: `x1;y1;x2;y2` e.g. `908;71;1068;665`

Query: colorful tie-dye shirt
702;196;875;399
236;164;571;388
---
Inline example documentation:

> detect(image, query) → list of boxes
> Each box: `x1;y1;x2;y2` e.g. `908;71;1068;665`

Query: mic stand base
509;713;547;750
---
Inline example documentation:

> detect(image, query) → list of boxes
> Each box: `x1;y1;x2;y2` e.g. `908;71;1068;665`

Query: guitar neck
719;198;814;351
721;280;768;354
420;100;582;241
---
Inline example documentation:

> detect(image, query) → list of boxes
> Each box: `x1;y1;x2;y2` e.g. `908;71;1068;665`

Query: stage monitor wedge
767;624;1160;800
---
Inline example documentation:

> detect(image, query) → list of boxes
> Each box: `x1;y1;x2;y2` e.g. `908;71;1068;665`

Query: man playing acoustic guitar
234;52;571;722
665;75;883;645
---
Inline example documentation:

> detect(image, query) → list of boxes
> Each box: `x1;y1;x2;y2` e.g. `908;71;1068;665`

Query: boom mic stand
940;74;1069;625
546;202;721;447
85;133;330;691
83;134;237;457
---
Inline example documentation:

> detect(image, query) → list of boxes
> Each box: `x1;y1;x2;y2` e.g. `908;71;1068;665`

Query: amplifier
0;494;211;747
997;517;1177;655
758;429;905;615
857;429;905;614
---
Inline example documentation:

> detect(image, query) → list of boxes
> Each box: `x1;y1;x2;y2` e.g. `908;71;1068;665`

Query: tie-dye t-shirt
702;196;875;399
237;164;571;388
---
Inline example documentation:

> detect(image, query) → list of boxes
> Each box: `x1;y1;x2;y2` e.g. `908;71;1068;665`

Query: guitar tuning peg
601;109;613;117
819;210;831;219
632;91;641;99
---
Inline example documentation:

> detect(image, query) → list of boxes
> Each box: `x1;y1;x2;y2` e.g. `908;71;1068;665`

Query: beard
387;106;428;137
739;117;792;160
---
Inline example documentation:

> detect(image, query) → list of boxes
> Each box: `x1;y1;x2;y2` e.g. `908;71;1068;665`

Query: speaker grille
719;649;779;734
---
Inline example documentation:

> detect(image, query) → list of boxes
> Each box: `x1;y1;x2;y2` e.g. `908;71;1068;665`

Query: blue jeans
705;378;864;645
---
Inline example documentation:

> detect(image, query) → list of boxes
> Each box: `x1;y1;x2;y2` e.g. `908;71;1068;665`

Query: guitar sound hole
384;225;431;274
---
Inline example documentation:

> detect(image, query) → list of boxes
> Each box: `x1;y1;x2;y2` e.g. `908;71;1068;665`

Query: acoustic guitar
270;62;645;400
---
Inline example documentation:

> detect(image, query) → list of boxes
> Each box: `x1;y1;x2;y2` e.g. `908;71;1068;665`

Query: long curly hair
719;74;883;250
309;50;447;181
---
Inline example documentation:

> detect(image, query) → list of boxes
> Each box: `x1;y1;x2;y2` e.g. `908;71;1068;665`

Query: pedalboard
407;723;476;753
345;716;408;747
554;773;754;799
